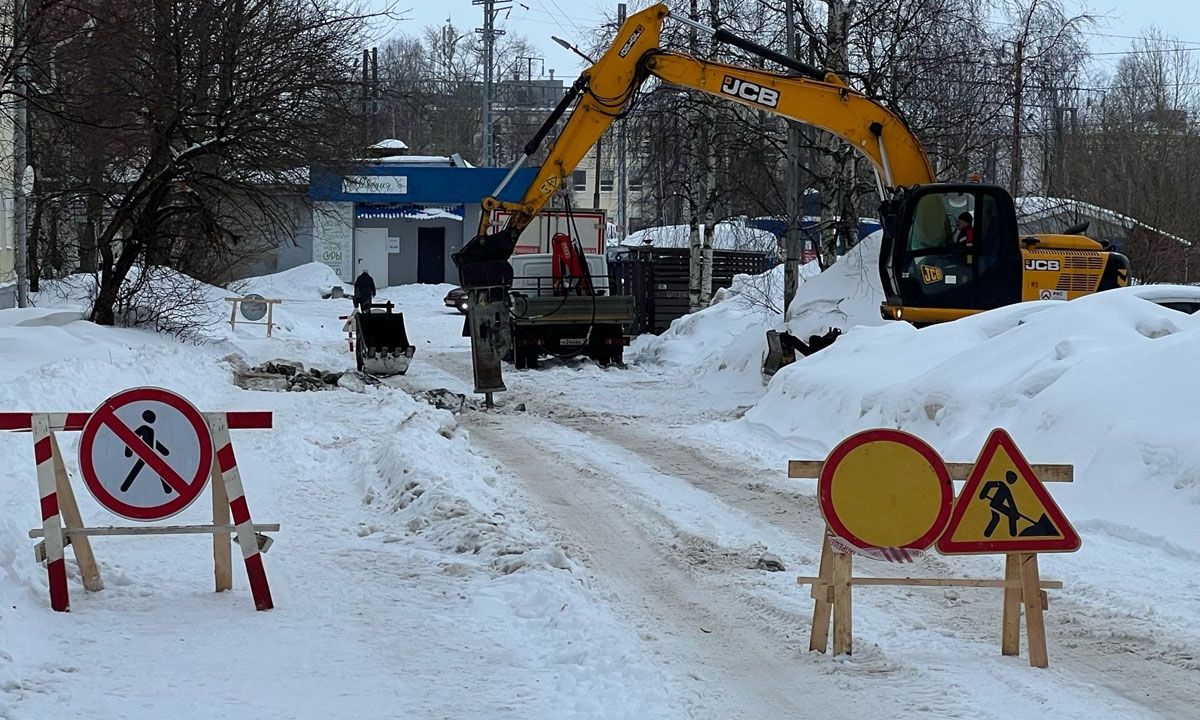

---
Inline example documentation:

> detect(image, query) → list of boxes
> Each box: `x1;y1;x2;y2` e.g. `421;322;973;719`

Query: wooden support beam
788;460;1073;483
212;456;233;592
1001;553;1022;656
50;432;103;592
30;523;280;538
809;531;834;653
1021;553;1049;668
831;549;853;656
797;576;1063;590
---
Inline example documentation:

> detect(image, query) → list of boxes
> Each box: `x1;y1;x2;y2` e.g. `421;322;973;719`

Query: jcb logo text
1024;259;1061;271
720;76;780;108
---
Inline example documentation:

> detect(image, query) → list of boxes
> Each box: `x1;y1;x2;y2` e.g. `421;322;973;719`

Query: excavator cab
879;184;1022;325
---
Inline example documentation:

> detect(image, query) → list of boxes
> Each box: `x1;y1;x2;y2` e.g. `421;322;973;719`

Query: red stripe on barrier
47;558;69;612
40;494;59;521
34;436;53;465
217;444;237;474
243;552;274;611
229;495;251;526
228;412;273;429
0;413;33;429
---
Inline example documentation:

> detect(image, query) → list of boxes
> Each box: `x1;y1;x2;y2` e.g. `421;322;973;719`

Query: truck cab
507;253;635;369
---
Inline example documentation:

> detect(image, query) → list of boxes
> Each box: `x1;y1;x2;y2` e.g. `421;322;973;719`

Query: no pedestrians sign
79;387;214;522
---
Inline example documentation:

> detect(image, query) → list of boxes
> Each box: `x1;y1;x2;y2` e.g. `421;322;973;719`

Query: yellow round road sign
819;429;953;551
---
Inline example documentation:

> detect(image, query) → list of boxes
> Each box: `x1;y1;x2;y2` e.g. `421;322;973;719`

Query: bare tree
27;0;375;327
1061;29;1200;282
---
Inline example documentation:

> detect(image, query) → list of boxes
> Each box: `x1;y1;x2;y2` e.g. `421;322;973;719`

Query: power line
544;0;586;36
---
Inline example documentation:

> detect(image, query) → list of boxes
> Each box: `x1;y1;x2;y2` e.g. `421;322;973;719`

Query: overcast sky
383;0;1200;81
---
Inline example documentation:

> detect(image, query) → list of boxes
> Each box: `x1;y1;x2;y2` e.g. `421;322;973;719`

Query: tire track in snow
527;398;1200;720
416;348;1200;719
464;412;951;720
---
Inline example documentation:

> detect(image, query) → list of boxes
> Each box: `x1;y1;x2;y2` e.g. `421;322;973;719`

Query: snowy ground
1;259;1197;719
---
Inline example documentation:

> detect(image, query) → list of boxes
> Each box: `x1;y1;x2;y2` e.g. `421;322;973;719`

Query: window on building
600;170;614;193
629;173;644;193
572;170;587;192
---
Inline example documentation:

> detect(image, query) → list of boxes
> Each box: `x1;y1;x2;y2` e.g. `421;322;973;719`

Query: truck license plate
560;338;585;346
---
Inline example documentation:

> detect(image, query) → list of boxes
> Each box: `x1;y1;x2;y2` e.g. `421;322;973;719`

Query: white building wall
312;201;354;282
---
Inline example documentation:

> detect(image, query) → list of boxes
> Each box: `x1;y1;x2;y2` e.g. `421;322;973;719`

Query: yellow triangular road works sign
937;429;1080;555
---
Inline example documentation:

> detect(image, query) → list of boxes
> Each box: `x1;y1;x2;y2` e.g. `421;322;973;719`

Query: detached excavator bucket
761;328;844;376
354;302;416;376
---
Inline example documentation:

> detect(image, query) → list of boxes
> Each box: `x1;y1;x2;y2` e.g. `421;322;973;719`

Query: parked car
444;287;469;313
1127;285;1200;315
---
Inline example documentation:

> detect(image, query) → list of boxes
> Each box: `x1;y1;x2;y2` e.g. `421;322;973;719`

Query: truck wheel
514;345;528;370
527;349;540;369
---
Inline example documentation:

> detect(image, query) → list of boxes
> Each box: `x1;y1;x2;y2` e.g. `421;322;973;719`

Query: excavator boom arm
457;2;935;283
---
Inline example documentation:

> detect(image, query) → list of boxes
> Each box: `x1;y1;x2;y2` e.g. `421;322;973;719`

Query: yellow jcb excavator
453;3;1130;381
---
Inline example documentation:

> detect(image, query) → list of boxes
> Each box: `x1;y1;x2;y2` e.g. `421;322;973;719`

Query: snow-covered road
398;305;1199;720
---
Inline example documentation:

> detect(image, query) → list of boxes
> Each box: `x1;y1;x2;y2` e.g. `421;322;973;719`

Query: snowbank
622;220;779;252
235;261;346;301
748;287;1200;550
783;230;887;341
630;261;820;395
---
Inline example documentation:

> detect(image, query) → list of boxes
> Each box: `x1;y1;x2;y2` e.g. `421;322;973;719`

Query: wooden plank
50;432;103;592
1021;553;1050;668
211;456;233;593
1002;553;1022;656
809;531;834;653
788;460;1074;483
30;523;280;538
797;576;1063;590
831;548;853;656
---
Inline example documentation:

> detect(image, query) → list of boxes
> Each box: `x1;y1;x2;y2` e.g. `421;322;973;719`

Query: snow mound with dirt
235;261;347;301
749;286;1200;550
630;261;820;394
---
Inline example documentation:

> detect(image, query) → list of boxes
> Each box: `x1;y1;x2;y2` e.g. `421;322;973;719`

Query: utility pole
617;2;628;241
592;134;603;210
1010;38;1024;198
783;0;802;317
14;0;29;307
474;0;510;166
1011;0;1038;199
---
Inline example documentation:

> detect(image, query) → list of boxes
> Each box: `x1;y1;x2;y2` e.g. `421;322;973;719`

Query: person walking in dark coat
354;270;376;313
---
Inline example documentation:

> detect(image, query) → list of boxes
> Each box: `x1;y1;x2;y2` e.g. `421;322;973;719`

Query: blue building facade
307;164;537;286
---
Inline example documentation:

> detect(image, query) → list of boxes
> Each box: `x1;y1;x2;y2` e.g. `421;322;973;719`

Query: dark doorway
417;227;446;284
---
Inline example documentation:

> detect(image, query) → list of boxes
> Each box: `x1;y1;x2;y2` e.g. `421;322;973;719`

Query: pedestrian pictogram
937;428;1080;554
819;429;954;558
78;387;214;522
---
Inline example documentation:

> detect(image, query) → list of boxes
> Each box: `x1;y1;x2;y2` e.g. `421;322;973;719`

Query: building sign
342;175;408;195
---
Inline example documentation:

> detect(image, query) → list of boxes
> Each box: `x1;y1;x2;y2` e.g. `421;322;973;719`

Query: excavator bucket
761;328;843;376
354;302;416;376
452;229;519;288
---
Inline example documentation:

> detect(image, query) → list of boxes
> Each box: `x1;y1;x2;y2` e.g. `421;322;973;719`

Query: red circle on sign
79;387;214;521
818;429;954;551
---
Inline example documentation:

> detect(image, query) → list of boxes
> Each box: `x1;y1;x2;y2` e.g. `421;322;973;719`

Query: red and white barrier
32;414;69;612
209;414;273;611
2;397;277;614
